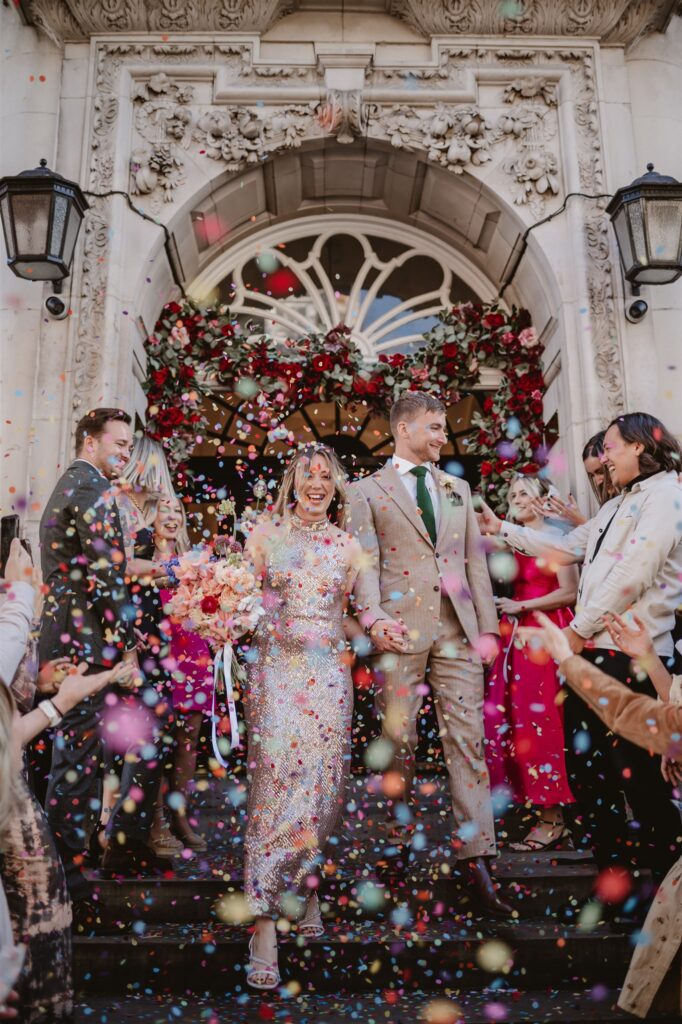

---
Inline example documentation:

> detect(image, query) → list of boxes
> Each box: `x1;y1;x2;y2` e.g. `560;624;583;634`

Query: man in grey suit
347;392;511;916
40;408;171;908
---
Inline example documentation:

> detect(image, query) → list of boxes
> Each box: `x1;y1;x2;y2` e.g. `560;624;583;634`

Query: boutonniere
439;474;463;506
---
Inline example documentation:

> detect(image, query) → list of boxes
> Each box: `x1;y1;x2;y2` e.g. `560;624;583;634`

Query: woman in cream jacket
519;611;682;1020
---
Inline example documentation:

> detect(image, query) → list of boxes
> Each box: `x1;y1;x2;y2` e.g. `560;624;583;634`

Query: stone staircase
73;773;672;1023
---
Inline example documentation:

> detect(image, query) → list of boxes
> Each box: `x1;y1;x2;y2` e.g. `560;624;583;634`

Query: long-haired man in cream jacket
478;411;682;917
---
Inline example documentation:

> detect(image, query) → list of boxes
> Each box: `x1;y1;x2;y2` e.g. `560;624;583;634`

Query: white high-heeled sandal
246;932;280;990
298;892;324;939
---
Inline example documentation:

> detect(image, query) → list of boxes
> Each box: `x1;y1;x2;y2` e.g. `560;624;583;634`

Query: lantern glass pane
13;259;63;281
644;199;682;263
612;206;634;270
0;195;15;258
61;203;83;268
627;199;648;264
633;265;681;285
49;194;68;257
11;193;51;255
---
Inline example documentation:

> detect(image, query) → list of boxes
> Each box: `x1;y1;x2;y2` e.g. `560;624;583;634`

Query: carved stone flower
167;106;192;139
514;150;559;194
198;110;230;137
148;72;172;95
175;84;195;105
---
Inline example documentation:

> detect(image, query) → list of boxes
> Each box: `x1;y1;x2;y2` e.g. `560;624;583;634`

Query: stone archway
32;31;630;519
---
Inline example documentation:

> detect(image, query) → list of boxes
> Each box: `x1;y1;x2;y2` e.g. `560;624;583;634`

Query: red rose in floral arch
143;299;546;510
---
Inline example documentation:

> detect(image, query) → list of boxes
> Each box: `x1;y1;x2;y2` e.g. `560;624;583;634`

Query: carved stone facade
24;0;680;46
74;35;625;421
390;0;678;44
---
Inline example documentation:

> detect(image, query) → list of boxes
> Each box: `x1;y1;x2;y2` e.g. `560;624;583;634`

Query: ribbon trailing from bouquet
211;642;240;768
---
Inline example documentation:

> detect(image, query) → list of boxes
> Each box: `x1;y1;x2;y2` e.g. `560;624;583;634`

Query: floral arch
144;299;546;510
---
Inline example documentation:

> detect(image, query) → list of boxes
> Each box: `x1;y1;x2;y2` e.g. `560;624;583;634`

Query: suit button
433;585;439;592
435;552;440;558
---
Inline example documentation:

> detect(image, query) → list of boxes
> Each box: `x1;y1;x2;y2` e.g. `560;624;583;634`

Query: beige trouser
375;600;497;860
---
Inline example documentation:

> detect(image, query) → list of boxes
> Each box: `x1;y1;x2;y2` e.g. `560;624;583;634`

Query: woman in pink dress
154;498;213;852
484;475;579;850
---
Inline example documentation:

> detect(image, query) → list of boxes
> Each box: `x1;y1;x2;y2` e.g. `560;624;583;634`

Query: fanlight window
214;229;479;357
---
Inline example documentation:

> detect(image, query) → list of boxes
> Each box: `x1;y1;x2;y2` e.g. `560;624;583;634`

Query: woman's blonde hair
0;685;20;849
271;445;348;527
154;496;191;556
120;435;175;518
507;474;551;523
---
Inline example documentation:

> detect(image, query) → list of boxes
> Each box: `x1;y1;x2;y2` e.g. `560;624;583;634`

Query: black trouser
564;648;681;883
45;669;173;899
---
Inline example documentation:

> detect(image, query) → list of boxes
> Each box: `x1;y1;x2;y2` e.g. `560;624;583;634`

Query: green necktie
409;466;437;545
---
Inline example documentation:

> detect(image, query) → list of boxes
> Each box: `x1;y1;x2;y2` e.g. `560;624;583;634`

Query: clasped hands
369;617;499;666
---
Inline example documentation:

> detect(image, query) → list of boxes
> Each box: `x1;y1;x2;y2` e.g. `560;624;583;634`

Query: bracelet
37;699;63;728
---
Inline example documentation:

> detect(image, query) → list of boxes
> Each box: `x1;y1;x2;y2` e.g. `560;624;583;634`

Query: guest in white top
477;412;682;894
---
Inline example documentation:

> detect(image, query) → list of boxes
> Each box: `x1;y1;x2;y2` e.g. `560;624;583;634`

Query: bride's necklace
290;511;330;532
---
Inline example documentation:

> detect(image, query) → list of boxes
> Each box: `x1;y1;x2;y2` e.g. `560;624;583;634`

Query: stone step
73;917;635;995
75;989;658;1024
87;852;597;926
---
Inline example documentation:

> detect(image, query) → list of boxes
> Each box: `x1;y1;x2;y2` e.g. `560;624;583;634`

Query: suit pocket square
446;492;463;506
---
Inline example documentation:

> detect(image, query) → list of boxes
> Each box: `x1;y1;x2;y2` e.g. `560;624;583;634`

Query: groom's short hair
389;392;446;436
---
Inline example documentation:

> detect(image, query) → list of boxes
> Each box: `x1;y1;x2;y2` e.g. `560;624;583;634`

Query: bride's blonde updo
271;444;348;528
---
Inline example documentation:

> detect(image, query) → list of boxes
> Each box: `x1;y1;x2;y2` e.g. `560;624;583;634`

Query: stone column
0;6;63;537
621;16;682;436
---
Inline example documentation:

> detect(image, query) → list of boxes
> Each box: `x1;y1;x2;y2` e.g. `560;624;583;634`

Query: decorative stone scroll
26;0;676;47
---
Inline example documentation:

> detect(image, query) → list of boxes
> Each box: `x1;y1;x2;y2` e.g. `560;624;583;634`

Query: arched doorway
182;212;499;532
134;129;564;778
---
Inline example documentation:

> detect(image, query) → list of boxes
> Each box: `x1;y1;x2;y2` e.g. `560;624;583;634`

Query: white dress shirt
391;455;440;530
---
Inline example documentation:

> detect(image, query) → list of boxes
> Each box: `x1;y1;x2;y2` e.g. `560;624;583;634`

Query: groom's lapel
374;463;433;546
434;471;459;548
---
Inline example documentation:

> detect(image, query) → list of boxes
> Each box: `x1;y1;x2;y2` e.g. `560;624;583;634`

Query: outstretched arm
560;654;682;760
477;499;590;566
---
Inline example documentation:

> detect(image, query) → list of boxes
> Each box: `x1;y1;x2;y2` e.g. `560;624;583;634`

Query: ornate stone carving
585;207;624;413
130;144;185;202
372;104;495;172
503;77;557;106
73;37;625;419
26;0;676;45
25;0;294;42
71;203;111;413
320;90;367;145
503;148;560;207
389;0;677;47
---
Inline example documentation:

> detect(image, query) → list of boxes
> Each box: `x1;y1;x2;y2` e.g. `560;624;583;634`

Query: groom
347;391;511;916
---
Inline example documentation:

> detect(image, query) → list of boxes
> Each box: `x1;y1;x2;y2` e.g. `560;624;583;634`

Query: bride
243;444;362;990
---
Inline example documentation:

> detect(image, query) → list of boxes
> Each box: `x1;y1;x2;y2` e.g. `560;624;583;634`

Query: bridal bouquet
166;544;263;765
169;546;263;644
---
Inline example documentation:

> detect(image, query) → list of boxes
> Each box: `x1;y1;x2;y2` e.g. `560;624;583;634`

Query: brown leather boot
460;856;514;918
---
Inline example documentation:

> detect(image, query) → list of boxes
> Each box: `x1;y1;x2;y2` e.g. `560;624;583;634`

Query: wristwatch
38;699;63;728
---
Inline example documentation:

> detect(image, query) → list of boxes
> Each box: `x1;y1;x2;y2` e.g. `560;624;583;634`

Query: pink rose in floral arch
519;327;539;349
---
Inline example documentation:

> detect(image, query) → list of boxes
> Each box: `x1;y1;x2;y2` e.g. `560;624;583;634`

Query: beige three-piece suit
347;461;500;859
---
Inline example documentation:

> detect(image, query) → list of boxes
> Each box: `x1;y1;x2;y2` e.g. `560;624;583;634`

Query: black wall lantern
607;164;682;288
0;159;89;288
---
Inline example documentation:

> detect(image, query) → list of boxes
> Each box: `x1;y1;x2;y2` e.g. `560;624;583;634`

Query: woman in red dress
485;475;579;850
